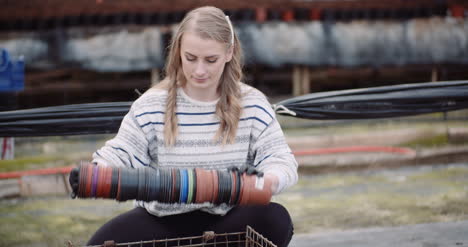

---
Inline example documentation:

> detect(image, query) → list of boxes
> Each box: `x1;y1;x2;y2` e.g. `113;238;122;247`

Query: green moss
0;156;64;172
0;151;93;173
402;133;449;148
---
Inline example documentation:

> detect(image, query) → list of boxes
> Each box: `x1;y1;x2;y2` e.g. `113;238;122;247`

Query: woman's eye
206;59;217;63
186;56;196;62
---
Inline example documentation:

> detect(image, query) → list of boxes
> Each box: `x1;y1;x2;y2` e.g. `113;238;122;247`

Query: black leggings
87;202;294;247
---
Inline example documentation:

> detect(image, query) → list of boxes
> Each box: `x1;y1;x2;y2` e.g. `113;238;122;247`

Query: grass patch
276;190;468;234
274;165;468;234
0;197;132;247
0;135;108;173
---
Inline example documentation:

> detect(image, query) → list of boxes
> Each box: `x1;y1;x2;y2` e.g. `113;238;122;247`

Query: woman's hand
263;173;279;194
228;166;278;193
68;167;79;198
228;165;264;177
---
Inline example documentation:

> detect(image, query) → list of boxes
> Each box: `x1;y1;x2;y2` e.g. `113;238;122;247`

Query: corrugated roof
0;0;462;20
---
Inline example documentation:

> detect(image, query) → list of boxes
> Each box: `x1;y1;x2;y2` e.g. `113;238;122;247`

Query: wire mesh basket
68;225;277;247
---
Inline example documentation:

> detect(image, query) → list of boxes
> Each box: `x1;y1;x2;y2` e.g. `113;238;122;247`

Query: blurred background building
0;0;467;109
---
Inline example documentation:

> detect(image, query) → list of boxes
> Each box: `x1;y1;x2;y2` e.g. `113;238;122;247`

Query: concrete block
0;178;20;198
20;173;70;197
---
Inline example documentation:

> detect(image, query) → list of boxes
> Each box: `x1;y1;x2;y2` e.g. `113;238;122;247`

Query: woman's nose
194;62;207;76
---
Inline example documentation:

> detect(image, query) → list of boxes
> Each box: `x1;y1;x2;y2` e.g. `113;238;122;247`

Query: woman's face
180;32;232;101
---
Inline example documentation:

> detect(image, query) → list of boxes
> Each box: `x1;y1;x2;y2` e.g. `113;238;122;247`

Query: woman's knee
87;207;155;245
252;203;294;247
260;202;293;227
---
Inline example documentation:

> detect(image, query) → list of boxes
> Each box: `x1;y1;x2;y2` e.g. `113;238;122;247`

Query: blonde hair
155;6;243;146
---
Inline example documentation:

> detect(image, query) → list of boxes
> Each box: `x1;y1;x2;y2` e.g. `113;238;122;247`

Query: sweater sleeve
251;100;298;194
92;104;151;168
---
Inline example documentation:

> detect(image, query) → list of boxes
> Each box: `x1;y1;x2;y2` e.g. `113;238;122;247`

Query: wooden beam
301;66;310;95
292;65;301;96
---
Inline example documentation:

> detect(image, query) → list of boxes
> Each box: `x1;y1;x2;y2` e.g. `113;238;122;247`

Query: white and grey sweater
92;83;298;216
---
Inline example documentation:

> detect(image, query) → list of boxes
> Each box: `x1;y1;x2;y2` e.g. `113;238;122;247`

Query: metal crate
68;225;277;247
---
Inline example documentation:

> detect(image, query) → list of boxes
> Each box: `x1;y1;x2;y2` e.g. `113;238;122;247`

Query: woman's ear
226;46;234;63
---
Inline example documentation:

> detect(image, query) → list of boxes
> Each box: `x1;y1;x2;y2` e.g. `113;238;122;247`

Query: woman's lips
193;77;208;83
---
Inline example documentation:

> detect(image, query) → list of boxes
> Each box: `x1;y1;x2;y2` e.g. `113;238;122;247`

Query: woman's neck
182;85;220;102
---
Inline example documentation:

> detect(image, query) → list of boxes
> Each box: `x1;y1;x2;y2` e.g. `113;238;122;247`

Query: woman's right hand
68;167;79;198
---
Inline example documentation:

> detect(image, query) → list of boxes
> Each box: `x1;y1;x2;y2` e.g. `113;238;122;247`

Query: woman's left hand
263;173;279;194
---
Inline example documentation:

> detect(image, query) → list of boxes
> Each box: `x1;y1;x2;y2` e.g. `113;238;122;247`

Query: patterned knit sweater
92;83;298;216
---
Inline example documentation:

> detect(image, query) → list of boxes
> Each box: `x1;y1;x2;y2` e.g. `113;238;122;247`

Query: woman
77;6;298;247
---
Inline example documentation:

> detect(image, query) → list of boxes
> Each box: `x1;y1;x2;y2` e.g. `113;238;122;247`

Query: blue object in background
0;48;24;92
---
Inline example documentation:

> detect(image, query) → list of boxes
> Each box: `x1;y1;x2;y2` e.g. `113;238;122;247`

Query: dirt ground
1;162;467;246
1;117;468;247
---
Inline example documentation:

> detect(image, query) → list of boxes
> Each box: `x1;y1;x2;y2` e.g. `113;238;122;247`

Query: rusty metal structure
1;0;467;109
0;0;466;27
